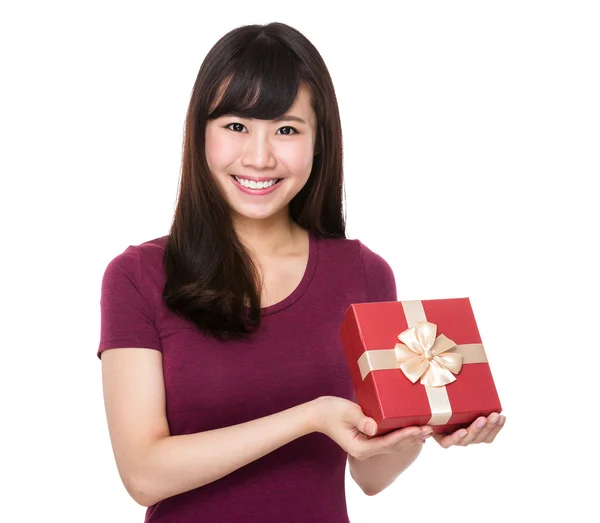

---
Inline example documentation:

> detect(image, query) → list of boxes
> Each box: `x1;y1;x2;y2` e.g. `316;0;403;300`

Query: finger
433;429;467;449
395;432;427;450
419;426;433;444
472;413;500;443
360;417;378;437
432;433;453;448
483;424;502;444
357;427;421;458
388;427;426;446
484;415;505;443
390;426;429;439
459;417;487;445
378;426;427;453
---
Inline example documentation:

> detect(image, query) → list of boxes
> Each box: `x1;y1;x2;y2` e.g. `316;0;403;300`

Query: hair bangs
208;38;302;122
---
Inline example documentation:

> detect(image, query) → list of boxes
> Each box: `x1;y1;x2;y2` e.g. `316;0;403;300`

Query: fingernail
422;427;433;436
476;419;486;429
498;416;505;426
365;422;376;435
458;430;468;439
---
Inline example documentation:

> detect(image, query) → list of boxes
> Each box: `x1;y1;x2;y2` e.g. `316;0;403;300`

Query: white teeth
234;176;279;189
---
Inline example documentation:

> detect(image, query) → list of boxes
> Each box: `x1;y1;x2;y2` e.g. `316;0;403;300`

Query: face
205;84;318;224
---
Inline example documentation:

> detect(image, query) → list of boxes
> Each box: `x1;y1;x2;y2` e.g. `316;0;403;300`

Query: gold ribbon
395;321;462;387
356;300;488;425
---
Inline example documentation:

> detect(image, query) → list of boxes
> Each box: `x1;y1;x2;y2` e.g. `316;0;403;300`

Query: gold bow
394;321;463;387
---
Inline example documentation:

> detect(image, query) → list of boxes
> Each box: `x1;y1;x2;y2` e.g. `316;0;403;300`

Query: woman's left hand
433;412;506;449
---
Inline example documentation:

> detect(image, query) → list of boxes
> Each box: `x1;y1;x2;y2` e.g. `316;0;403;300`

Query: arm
101;347;320;507
142;402;318;506
348;443;423;496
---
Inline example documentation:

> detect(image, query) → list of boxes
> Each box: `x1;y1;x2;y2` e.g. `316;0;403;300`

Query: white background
1;1;598;521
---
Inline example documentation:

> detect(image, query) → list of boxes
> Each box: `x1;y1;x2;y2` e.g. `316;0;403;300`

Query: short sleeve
359;241;397;303
97;246;162;359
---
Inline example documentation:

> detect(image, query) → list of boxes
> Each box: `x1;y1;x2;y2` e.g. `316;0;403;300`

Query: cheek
283;140;315;173
205;129;233;169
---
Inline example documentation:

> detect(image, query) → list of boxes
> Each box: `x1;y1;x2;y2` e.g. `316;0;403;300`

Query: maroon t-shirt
97;230;397;522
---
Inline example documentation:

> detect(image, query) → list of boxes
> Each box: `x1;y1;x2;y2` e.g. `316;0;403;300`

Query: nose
240;130;277;170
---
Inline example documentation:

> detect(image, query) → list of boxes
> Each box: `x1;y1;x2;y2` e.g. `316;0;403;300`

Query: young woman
98;22;505;523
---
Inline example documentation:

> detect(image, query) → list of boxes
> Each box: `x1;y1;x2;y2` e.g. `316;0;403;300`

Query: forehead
288;85;312;112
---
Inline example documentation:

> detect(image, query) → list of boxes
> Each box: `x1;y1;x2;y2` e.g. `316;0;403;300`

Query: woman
98;22;505;522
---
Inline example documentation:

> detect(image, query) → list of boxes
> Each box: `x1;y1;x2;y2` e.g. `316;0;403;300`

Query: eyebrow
273;115;307;124
224;113;307;125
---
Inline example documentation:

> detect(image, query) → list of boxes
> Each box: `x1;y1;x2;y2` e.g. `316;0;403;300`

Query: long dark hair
163;22;346;340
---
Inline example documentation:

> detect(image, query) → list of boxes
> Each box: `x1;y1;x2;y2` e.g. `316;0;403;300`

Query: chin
235;211;279;221
230;204;287;222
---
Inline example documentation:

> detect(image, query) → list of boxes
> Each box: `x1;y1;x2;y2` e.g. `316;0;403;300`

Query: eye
225;123;246;133
277;126;299;136
224;123;299;135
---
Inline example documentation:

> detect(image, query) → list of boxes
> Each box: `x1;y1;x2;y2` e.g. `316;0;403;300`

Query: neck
233;212;302;260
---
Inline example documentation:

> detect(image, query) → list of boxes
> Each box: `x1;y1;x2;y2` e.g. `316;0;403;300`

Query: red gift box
339;297;502;436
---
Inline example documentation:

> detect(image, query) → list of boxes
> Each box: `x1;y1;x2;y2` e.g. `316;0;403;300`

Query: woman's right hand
312;396;429;461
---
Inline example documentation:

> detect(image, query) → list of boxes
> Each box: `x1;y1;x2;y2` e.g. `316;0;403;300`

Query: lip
232;174;281;182
231;175;283;196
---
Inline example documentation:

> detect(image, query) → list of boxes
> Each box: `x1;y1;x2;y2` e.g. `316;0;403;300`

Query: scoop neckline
255;228;318;316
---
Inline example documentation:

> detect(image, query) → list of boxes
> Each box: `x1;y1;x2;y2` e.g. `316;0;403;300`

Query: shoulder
314;234;362;262
315;234;392;273
132;235;168;263
314;234;395;301
356;239;393;276
351;237;396;303
102;235;168;284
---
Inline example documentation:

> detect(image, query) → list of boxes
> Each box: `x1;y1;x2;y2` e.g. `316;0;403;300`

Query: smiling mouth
231;175;282;189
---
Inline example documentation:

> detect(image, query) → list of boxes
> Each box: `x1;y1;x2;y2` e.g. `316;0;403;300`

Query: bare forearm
349;442;423;496
133;399;319;506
